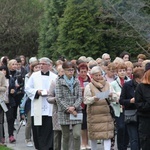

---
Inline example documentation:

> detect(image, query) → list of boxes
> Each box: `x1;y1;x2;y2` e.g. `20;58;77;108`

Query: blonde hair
7;59;17;70
107;62;116;71
125;61;133;68
113;57;124;65
141;60;150;69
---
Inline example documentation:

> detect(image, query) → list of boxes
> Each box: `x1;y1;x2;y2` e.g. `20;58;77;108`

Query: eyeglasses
65;69;75;72
39;63;48;66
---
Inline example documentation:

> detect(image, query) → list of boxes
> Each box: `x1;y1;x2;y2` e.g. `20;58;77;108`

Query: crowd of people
0;51;149;150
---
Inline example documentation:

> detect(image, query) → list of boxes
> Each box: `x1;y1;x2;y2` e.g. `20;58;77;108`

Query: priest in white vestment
25;57;57;150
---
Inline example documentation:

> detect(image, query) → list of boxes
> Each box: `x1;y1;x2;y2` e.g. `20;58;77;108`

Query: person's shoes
81;146;86;150
14;119;18;125
23;120;26;126
97;140;101;144
1;138;5;143
26;141;33;147
9;136;16;143
86;145;91;150
20;120;26;126
25;140;33;147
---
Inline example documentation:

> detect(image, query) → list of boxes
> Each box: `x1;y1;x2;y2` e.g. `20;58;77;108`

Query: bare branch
136;41;150;56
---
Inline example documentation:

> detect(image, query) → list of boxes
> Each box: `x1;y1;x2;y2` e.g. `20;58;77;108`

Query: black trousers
139;116;150;150
6;105;15;137
0;107;4;142
31;116;53;150
14;94;24;119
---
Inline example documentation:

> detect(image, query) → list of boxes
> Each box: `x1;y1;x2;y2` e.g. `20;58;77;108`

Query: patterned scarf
91;78;106;91
64;75;75;93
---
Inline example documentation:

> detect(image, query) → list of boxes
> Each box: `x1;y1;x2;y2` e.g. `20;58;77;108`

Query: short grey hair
90;66;103;75
39;57;52;65
102;53;110;59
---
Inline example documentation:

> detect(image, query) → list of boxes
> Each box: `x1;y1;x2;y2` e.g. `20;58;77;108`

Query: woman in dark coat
120;68;144;150
135;63;150;150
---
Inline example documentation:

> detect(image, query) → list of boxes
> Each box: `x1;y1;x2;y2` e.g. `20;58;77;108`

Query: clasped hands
67;106;77;116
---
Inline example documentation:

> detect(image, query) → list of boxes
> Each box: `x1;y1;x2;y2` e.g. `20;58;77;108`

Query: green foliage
0;0;43;58
38;0;67;59
56;0;107;60
38;0;150;61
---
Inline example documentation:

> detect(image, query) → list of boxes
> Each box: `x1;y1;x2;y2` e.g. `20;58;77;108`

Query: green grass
0;146;12;150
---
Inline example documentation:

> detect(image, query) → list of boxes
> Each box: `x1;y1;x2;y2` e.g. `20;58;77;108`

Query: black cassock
32;116;53;150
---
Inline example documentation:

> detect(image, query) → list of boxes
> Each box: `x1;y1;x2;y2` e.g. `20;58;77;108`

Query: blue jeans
115;113;129;150
126;123;139;150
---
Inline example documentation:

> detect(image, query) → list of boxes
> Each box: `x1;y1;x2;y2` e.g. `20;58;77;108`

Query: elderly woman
55;61;82;150
84;66;114;150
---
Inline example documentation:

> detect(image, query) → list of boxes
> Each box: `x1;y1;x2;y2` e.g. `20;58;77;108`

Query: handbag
124;109;137;123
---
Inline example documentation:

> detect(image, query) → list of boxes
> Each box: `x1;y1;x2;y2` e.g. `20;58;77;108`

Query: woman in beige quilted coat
84;66;114;150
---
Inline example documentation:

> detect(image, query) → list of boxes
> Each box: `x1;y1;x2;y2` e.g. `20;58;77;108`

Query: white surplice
25;70;57;125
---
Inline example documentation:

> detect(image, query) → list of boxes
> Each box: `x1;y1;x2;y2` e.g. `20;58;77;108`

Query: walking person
84;66;114;150
25;57;57;150
0;71;7;146
20;60;40;147
78;63;91;150
110;63;130;150
55;61;82;150
7;59;18;143
14;57;27;125
47;65;64;150
135;63;150;150
120;68;144;150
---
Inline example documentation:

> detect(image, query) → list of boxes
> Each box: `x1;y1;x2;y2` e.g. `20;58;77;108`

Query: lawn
0;146;12;150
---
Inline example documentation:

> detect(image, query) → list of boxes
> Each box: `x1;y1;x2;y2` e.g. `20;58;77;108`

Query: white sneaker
26;141;33;147
20;120;26;126
14;119;18;125
22;120;26;126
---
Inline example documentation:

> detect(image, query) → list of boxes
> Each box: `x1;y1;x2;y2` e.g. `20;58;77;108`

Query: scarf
91;78;106;91
120;77;124;87
64;75;74;93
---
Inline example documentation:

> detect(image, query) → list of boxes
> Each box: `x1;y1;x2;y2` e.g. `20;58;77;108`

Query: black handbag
124;109;137;123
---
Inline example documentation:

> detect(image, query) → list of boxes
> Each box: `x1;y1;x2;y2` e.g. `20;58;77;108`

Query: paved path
4;119;34;150
4;118;124;150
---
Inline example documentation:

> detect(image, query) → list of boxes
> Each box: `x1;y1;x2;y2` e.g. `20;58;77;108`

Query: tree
38;0;67;59
0;0;43;58
103;0;150;57
38;0;150;60
57;0;106;60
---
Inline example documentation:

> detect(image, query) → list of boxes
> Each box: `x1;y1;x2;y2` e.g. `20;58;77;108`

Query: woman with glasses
55;61;82;150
